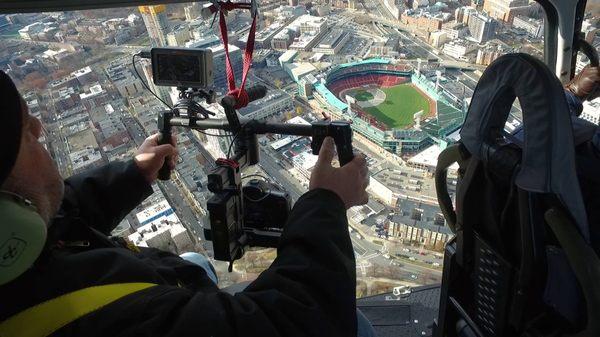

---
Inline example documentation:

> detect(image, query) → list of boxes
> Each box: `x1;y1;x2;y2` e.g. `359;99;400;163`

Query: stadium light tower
346;95;356;115
414;110;424;130
435;70;443;91
417;58;422;75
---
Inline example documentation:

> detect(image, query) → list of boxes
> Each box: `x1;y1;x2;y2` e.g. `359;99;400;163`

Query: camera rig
157;85;355;269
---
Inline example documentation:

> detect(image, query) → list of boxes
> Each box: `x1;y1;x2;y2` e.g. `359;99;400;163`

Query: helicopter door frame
537;0;589;84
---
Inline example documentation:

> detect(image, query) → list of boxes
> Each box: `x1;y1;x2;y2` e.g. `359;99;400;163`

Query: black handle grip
310;121;354;166
157;111;173;181
157;132;172;181
331;121;354;166
579;38;599;67
222;85;268;108
246;85;267;103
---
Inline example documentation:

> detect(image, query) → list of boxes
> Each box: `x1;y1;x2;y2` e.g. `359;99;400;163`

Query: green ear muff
0;192;47;285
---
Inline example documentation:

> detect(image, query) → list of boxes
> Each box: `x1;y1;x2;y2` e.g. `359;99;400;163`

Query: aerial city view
1;0;598;297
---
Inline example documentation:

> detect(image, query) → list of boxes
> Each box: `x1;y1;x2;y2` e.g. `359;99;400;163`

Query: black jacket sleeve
60;160;153;235
127;188;357;337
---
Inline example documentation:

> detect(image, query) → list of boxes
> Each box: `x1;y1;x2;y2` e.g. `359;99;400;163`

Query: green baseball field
354;91;374;101
359;84;431;129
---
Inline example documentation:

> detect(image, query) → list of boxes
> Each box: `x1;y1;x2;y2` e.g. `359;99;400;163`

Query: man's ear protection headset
0;71;47;285
0;192;47;285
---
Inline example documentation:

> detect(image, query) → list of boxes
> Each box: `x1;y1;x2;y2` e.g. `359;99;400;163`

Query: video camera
148;47;356;268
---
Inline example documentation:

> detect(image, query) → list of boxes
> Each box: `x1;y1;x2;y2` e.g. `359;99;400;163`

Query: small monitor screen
156;53;201;83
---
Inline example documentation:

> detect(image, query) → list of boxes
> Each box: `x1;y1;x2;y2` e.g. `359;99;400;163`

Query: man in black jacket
0;69;372;337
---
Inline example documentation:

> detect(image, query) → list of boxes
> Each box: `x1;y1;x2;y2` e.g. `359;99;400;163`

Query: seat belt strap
0;282;157;337
217;0;258;109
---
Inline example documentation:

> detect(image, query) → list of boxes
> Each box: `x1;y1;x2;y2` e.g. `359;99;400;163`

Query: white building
129;200;195;254
18;22;44;40
312;29;349;55
184;3;200;21
580;99;600;125
292;151;318;178
429;31;448;48
166;25;190;46
283;62;317;82
239;91;294;120
279;50;298;66
513;15;543;39
287;15;329;51
407;144;459;174
442;39;477;61
368;176;395;206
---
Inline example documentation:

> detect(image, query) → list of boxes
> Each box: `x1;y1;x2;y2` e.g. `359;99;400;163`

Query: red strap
216;158;240;168
217;1;257;109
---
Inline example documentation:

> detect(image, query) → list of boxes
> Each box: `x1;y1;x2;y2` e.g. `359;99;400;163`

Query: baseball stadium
309;59;466;155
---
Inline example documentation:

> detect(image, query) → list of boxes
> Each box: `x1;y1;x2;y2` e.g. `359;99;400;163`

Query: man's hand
134;133;178;184
309;137;369;209
566;65;600;101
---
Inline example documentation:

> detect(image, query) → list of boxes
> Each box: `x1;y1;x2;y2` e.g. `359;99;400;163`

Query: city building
369;39;400;57
166;25;189;46
239;90;294;120
255;21;288;49
105;61;145;98
53;86;80;111
382;0;401;19
442;39;477;61
412;0;428;9
298;74;317;98
271;30;294;50
400;10;444;32
429;31;448;48
580;99;600;125
279;49;298;67
208;44;243;92
468;12;496;43
72;66;96;86
581;18;598;43
79;84;110;110
288;15;329;51
513;15;543;38
185;34;221;49
476;42;513;65
316;4;331;17
312;29;350;55
283;62;317;82
70;148;104;173
483;0;531;24
184;3;201;21
138;5;170;47
407;143;458;174
18;22;44;40
455;6;477;24
129;200;195;254
386;217;452;250
442;22;470;40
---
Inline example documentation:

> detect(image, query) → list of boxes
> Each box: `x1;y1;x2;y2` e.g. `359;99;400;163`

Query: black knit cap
0;70;23;187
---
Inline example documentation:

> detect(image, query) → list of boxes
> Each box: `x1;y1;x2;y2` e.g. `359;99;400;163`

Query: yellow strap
0;282;157;337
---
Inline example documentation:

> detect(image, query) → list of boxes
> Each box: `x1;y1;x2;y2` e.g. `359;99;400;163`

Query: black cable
226;131;240;158
226;121;250;158
196;130;232;138
132;53;172;109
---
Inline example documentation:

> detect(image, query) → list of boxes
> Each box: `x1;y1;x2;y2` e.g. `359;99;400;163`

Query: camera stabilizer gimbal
156;85;355;267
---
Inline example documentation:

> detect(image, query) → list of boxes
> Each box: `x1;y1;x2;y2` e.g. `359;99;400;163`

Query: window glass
0;0;550;297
